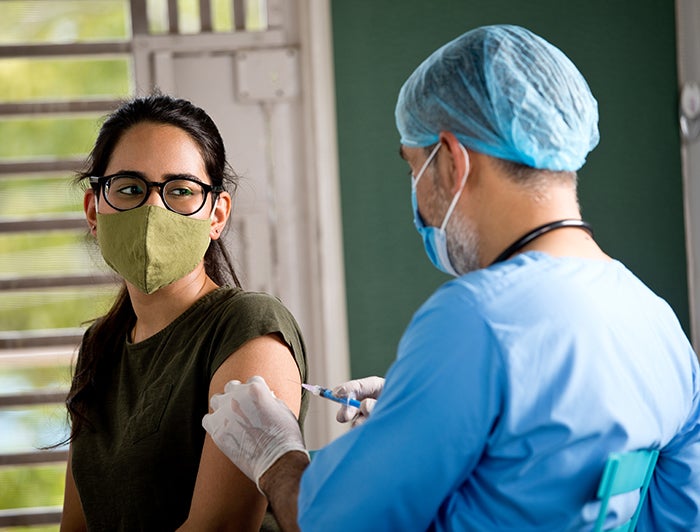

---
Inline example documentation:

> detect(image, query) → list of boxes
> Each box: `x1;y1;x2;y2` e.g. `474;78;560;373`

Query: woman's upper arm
210;333;302;415
60;446;87;532
180;333;302;531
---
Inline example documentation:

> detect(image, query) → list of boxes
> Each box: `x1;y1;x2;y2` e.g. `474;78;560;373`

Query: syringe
302;383;362;409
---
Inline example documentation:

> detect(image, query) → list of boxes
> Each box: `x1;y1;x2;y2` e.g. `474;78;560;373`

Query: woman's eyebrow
104;170;207;183
162;173;203;182
105;169;146;178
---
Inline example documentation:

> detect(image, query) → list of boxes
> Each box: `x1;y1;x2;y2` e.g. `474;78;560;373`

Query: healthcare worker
202;25;700;530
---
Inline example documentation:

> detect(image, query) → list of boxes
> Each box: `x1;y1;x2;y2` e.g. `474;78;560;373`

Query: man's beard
428;167;481;275
446;209;481;275
429;179;481;275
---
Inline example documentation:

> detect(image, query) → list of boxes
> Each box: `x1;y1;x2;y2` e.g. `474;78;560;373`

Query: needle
302;383;362;409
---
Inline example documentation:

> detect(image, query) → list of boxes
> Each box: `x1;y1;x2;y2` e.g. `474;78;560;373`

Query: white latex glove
202;375;308;491
332;376;384;427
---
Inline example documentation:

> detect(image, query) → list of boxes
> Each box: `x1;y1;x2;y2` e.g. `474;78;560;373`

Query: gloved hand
202;376;309;491
332;376;384;427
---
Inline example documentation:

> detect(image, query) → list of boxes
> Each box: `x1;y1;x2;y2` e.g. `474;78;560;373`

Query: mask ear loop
439;144;470;231
94;188;100;215
210;194;223;236
210;194;220;221
412;143;442;187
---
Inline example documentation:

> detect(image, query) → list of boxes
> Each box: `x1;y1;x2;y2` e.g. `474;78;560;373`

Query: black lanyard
490;219;594;266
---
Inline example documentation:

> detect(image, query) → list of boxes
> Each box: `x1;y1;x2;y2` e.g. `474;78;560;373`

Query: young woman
59;94;307;531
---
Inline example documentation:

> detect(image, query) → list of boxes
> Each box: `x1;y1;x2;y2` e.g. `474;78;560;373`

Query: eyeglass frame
89;173;224;216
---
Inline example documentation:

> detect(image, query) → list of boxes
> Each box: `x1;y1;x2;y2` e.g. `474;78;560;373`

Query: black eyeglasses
90;174;223;216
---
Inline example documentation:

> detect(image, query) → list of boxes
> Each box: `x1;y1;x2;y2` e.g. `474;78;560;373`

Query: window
0;0;271;525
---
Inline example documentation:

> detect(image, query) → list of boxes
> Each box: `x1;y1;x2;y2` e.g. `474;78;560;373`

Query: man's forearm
259;450;310;532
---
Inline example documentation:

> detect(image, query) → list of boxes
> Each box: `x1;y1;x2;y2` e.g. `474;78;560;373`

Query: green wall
331;0;688;377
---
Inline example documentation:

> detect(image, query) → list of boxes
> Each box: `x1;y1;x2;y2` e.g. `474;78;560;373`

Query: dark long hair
65;93;242;443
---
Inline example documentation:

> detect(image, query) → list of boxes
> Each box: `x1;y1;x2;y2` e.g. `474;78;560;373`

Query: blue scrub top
298;253;700;531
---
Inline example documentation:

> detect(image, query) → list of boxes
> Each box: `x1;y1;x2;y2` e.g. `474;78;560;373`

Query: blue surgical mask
411;143;469;276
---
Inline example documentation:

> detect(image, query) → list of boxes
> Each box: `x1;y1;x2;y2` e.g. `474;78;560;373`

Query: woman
60;94;307;531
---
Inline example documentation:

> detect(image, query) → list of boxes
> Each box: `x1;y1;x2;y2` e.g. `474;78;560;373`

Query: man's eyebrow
399;145;407;160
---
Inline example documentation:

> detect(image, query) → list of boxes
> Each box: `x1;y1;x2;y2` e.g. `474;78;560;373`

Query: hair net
395;25;599;171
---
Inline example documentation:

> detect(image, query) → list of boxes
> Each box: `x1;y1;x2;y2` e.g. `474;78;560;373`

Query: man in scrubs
203;24;700;530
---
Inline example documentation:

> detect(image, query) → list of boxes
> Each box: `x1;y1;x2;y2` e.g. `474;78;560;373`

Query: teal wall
331;0;688;377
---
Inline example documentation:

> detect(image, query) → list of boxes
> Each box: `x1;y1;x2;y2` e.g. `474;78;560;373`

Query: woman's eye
168;187;194;197
117;184;144;196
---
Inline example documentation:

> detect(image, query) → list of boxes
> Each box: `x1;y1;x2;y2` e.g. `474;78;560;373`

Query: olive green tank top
71;287;308;530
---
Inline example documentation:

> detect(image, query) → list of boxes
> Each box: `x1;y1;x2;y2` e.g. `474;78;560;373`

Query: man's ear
84;189;98;237
210;191;232;240
438;131;470;195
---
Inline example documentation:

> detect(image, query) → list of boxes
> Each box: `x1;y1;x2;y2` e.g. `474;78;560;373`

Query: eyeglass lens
103;175;208;215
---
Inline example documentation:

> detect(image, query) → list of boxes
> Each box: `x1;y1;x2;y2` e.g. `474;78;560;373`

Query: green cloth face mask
97;205;212;294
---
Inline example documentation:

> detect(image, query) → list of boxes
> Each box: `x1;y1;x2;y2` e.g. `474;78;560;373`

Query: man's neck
472;175;592;266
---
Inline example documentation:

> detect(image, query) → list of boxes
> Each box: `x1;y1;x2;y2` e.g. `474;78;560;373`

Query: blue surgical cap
395;25;599;171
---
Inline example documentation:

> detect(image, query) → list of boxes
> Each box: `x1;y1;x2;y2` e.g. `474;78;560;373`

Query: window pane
1;363;71;394
0;174;83;217
0;363;71;452
211;0;233;32
0;231;104;276
0;0;130;44
245;0;267;30
145;0;168;34
0;116;101;160
0;287;118;331
0;464;66;508
0;57;132;103
178;0;201;34
0;404;69;453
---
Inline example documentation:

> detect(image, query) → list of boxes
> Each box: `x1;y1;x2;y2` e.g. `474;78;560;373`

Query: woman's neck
127;265;218;343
